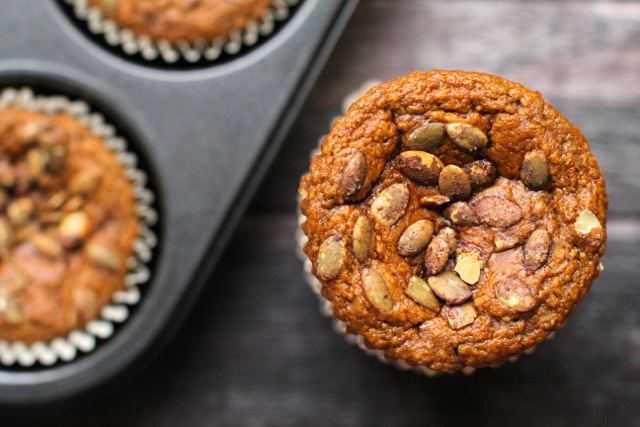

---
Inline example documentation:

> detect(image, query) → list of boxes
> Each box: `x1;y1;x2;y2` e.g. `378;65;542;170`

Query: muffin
299;70;607;372
87;0;276;44
68;0;299;63
0;105;139;344
0;88;156;366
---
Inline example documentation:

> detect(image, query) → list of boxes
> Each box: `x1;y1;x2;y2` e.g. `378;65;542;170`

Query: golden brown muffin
88;0;275;43
299;70;607;372
0;106;139;344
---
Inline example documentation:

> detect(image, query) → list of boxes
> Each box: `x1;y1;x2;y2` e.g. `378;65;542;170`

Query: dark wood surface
9;1;640;425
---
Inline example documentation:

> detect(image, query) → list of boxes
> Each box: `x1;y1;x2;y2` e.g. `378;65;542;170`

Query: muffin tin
0;0;358;405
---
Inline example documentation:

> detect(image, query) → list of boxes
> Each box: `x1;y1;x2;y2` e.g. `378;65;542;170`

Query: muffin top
88;0;276;43
0;106;139;344
299;70;607;371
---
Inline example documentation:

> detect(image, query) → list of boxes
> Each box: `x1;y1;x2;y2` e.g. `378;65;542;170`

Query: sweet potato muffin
0;106;139;344
299;70;607;372
88;0;275;43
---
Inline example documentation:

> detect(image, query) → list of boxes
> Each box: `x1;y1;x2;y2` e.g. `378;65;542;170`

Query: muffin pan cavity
0;84;158;370
57;0;305;69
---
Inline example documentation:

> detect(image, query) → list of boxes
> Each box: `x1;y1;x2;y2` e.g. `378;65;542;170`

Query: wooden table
9;1;640;425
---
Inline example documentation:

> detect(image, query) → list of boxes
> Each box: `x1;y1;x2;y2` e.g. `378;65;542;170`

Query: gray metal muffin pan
0;0;358;405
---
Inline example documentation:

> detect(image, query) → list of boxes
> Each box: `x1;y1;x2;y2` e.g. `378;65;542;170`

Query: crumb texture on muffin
0;107;139;344
299;70;607;371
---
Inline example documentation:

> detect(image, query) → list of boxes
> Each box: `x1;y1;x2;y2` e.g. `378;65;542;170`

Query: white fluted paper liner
0;87;157;367
64;0;300;64
295;80;554;376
